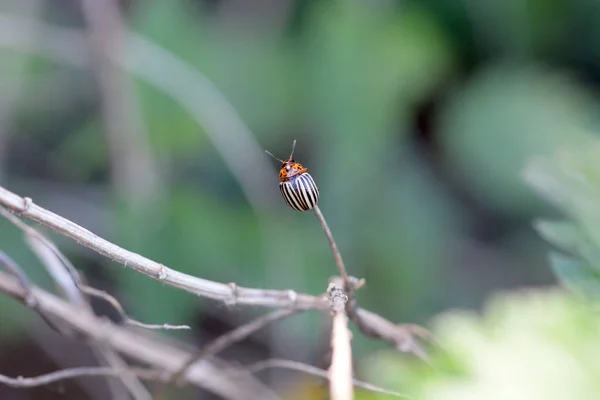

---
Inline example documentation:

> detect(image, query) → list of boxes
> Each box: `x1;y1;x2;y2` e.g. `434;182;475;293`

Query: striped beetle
266;140;320;212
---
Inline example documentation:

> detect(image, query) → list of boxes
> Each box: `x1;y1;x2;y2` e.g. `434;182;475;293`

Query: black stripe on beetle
279;174;319;212
266;140;320;212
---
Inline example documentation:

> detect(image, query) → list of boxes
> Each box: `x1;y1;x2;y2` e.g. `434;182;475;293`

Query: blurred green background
1;0;600;398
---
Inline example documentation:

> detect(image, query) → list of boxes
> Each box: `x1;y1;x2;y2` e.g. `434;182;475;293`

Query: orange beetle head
278;160;307;181
266;140;308;181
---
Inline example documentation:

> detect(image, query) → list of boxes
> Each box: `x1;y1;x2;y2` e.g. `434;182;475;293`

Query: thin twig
27;231;88;306
313;205;351;294
26;235;144;400
0;205;189;331
0;367;163;388
350;308;431;360
1;206;86;304
327;282;353;400
0;246;149;400
0;250;71;334
0;250;32;290
2;208;152;400
171;308;300;385
126;321;190;331
0;271;280;400
153;308;300;400
73;282;190;331
0;186;429;355
0;256;163;400
0;188;325;307
92;348;152;400
72;280;191;330
244;359;412;398
1;209;186;400
0;210;240;398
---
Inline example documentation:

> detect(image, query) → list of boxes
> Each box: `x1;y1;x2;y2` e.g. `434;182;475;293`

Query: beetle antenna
265;150;285;163
289;139;297;159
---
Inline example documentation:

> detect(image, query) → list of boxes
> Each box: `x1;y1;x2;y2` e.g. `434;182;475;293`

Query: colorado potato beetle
266;140;320;212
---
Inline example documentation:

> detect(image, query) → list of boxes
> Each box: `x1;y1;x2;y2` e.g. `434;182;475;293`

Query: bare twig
0;270;280;400
1;208;153;399
0;187;325;308
1;206;86;304
93;347;152;400
0;209;248;399
126;321;190;331
171;309;300;385
0;249;32;290
153;308;300;399
2;360;410;397
69;279;191;330
327;282;353;400
350;308;431;360
28;231;89;306
0;250;72;334
1;250;151;400
0;366;163;388
313;206;351;295
245;359;412;398
0;186;429;355
0;206;190;332
27;236;148;399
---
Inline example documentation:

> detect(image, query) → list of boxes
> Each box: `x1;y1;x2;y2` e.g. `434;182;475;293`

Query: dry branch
0;186;323;307
0;185;428;355
153;308;301;399
0;367;162;388
0;206;190;333
6;205;160;400
0;271;279;400
171;308;301;385
245;359;411;398
0;250;32;290
23;232;151;399
0;250;66;333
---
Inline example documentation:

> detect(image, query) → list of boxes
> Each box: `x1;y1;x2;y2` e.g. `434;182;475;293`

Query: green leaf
549;252;600;299
534;220;581;253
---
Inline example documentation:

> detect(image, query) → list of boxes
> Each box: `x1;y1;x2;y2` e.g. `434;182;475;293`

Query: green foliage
439;65;595;215
525;137;600;298
360;289;600;399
